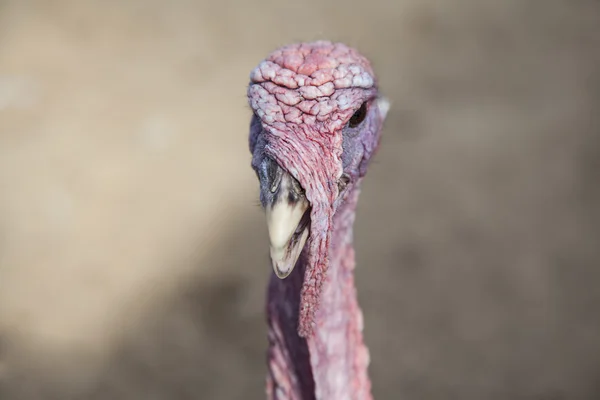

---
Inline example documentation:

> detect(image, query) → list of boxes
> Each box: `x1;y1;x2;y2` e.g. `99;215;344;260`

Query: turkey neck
266;184;372;400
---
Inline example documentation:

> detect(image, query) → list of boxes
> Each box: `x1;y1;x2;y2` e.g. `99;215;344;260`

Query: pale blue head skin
247;41;390;342
247;41;389;215
247;41;391;400
249;96;389;213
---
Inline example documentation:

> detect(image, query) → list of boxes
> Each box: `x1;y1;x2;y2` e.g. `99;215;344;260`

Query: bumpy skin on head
248;43;375;129
249;41;388;400
249;41;386;338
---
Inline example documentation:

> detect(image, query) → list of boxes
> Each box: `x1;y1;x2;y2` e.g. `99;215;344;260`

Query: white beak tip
264;170;311;279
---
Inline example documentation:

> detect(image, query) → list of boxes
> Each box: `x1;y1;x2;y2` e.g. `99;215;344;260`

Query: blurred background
0;0;599;399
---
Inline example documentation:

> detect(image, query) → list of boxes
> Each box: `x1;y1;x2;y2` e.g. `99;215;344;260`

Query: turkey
248;41;389;400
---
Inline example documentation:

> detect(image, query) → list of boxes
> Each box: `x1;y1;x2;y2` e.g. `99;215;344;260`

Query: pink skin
248;41;387;399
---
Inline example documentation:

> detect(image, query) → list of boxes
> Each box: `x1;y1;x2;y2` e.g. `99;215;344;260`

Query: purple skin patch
248;41;388;399
249;41;387;337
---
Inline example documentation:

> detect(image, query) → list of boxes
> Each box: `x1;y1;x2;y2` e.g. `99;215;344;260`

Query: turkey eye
348;102;367;128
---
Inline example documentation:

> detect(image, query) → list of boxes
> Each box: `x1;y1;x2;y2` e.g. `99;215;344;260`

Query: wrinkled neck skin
266;183;371;400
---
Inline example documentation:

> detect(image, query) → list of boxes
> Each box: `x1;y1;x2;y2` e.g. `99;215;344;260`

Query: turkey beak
266;171;311;279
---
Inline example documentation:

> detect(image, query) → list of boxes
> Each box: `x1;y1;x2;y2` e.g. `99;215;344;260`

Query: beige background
0;0;599;399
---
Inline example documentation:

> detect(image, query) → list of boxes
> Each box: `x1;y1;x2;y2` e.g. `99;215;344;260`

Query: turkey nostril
260;157;283;193
270;165;283;193
291;176;305;196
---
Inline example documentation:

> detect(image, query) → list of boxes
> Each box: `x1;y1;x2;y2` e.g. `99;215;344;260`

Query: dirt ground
0;1;599;399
